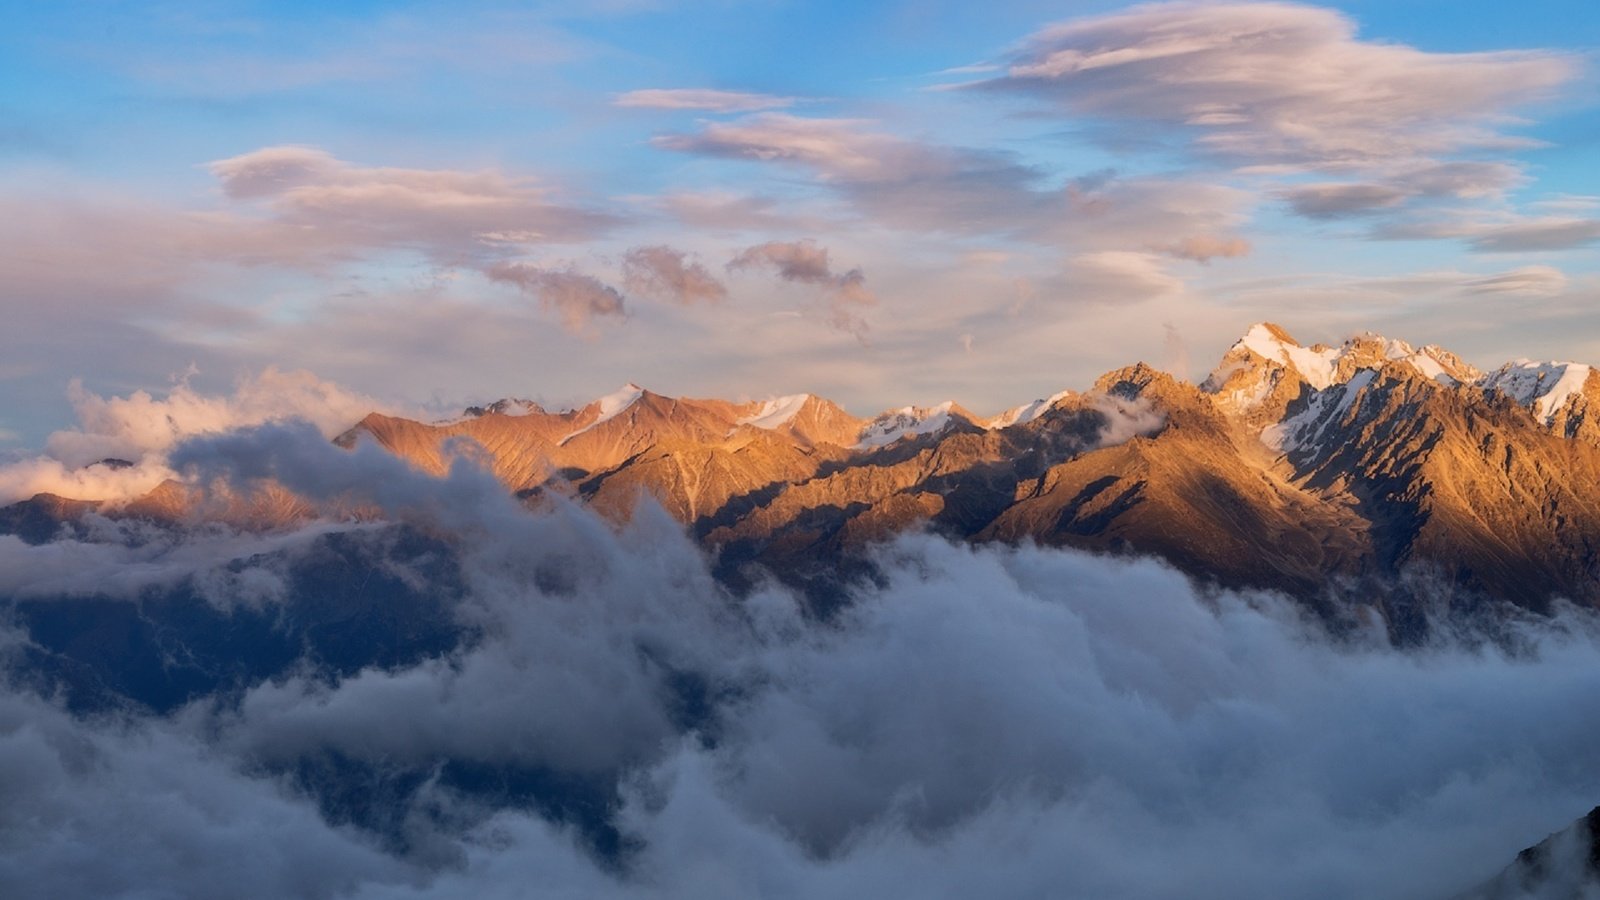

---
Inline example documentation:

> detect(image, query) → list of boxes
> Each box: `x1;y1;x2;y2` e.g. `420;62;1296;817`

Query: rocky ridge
9;323;1600;627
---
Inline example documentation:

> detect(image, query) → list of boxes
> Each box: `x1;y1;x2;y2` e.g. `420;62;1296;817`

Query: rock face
1467;807;1600;899
10;322;1600;628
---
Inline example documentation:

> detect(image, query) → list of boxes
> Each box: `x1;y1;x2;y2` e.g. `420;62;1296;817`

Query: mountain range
8;322;1600;635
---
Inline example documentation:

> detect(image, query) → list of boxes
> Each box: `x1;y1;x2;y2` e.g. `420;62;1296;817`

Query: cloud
621;246;728;305
1400;161;1525;199
728;239;877;337
1282;183;1411;219
207;145;621;262
485;263;627;330
1215;264;1582;327
6;421;1600;897
655;113;962;183
613;88;797;112
653;113;1052;234
656;114;1252;254
1468;219;1600;254
1371;210;1600;254
972;1;1578;169
0;522;330;605
210;145;345;200
1059;251;1187;303
0;369;386;505
1462;265;1569;297
1282;163;1528;221
1154;235;1252;263
0;689;411;900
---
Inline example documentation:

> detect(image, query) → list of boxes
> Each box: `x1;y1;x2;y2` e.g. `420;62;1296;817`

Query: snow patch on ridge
1482;361;1593;424
856;402;957;449
737;395;811;431
1262;369;1377;453
990;390;1073;429
559;384;644;445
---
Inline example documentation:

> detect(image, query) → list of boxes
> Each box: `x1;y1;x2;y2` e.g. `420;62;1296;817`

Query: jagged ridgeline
8;322;1600;630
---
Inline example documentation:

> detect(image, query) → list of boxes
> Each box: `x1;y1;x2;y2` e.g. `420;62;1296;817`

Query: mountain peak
1246;321;1301;346
1482;360;1596;426
854;401;978;449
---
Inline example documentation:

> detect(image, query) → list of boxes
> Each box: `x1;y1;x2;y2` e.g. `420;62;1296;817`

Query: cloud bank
0;369;387;505
3;421;1600;898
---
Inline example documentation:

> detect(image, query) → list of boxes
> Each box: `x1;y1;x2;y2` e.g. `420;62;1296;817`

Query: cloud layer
4;422;1600;898
0;369;386;505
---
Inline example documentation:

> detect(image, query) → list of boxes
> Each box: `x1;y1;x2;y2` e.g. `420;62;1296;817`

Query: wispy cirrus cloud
1466;219;1600;254
655;113;1253;259
1462;266;1570;297
968;1;1578;170
1375;214;1600;253
1280;162;1526;220
208;145;620;262
955;1;1581;253
613;88;797;113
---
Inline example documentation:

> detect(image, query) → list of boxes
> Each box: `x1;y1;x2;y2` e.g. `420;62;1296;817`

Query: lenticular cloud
2;422;1599;899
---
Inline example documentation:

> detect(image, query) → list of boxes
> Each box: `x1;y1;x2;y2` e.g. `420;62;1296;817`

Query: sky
1;0;1597;445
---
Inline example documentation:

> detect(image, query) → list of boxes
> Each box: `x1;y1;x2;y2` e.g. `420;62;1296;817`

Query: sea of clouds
2;387;1599;898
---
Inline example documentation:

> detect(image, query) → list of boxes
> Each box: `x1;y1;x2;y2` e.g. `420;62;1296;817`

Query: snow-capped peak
855;402;958;449
736;394;811;431
1236;322;1343;390
559;383;645;444
1481;361;1594;424
989;390;1073;429
1211;324;1481;416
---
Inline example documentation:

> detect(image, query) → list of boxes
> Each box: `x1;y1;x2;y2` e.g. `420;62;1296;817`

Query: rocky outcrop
1467;807;1600;899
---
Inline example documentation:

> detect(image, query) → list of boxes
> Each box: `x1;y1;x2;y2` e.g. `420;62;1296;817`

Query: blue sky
1;0;1597;446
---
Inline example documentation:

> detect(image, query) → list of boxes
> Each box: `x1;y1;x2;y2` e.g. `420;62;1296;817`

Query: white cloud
0;369;387;505
208;146;620;261
974;1;1578;170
